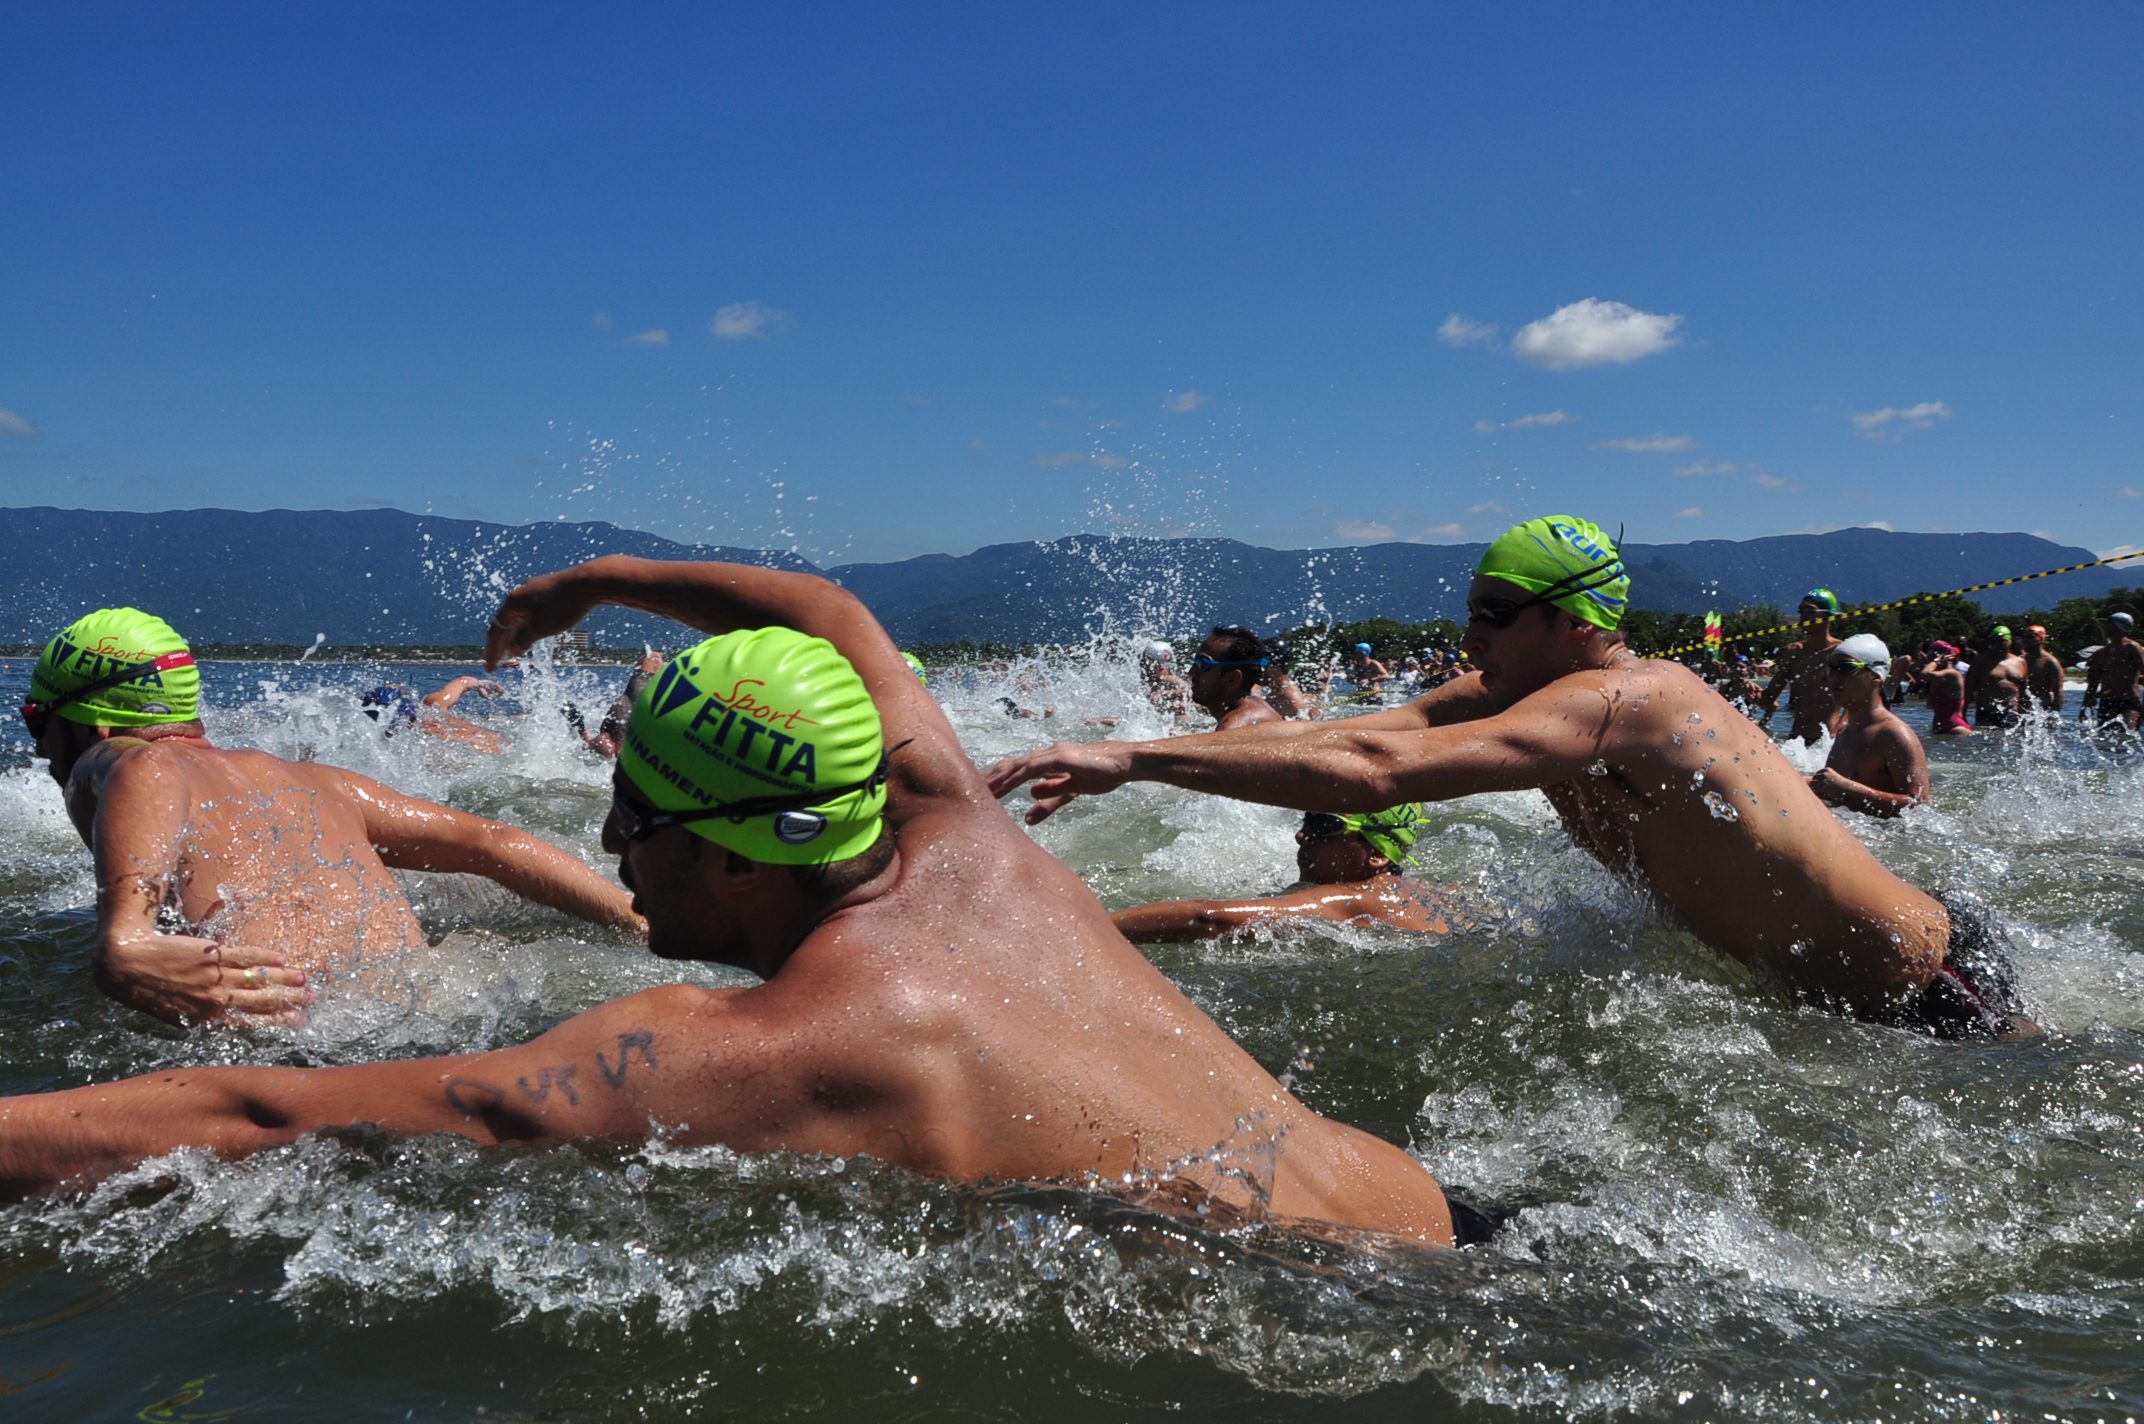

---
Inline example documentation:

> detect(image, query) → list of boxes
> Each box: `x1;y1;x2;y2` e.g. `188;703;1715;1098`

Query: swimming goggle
1824;654;1875;677
610;740;908;845
1299;812;1355;841
1188;655;1269;671
19;651;197;740
1468;558;1627;629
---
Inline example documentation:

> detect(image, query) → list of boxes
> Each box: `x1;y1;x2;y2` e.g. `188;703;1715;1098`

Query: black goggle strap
1518;557;1627;612
30;651;196;715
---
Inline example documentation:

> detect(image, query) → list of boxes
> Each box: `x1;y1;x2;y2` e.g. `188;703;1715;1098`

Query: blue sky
4;5;2139;566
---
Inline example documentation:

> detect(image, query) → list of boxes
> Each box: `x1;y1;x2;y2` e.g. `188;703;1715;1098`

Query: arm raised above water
332;769;644;935
483;556;987;815
990;670;1631;815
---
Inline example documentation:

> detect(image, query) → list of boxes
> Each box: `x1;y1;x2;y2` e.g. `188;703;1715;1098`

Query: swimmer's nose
600;806;626;857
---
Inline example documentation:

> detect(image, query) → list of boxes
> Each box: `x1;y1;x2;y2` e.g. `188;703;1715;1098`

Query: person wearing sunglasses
0;563;1466;1248
1809;635;1930;818
1185;626;1282;731
991;514;2024;1040
1755;588;1847;746
1111;803;1453;943
17;607;644;1028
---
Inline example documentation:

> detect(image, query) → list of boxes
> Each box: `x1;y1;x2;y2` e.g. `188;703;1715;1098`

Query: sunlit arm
343;771;644;935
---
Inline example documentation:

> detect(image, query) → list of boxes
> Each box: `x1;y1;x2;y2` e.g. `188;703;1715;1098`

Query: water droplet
1703;790;1741;822
1587;759;1609;777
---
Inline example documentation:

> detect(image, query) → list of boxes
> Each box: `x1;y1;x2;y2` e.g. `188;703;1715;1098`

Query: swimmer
1756;588;1845;744
1970;626;2027;729
1345;642;1391;690
1111;804;1455;942
991;516;2025;1038
21;608;644;1026
1922;641;1972;736
2015;624;2065;715
577;651;667;758
0;562;1460;1247
2081;611;2144;731
1137;641;1193;721
1809;635;1929;818
1188;627;1281;731
362;675;506;753
1257;640;1321;720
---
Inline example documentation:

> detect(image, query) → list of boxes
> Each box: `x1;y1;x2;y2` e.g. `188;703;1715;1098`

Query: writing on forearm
441;1029;660;1135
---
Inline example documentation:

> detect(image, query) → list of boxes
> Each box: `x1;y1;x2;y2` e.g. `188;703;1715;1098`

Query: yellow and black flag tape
1657;547;2144;658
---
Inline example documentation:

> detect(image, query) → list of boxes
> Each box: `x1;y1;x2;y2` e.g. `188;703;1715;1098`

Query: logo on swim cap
619;628;888;865
30;608;201;728
1476;516;1629;630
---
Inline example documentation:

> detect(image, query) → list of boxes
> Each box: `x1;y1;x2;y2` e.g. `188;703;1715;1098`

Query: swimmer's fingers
1024;787;1076;825
220;982;315;1028
95;936;306;1028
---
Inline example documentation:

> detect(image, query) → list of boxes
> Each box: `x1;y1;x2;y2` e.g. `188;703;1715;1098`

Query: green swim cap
1338;803;1424;865
619;629;889;865
901;651;929;686
31;608;201;728
1476;516;1629;630
1800;588;1840;615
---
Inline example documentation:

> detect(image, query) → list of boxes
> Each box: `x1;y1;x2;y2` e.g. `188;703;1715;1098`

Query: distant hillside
0;507;2129;647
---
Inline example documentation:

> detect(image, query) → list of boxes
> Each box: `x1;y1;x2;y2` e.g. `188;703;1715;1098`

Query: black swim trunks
1445;1194;1517;1247
1876;890;2025;1040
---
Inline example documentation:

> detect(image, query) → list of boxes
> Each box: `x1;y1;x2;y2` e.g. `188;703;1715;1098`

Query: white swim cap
1138;640;1174;662
1835;633;1891;674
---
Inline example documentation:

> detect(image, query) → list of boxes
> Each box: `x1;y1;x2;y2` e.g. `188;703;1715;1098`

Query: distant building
552;628;593;658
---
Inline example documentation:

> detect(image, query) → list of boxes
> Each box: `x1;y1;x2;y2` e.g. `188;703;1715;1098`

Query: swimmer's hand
93;934;313;1028
984;742;1134;825
484;561;617;669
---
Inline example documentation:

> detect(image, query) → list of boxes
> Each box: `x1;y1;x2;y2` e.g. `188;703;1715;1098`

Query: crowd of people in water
3;513;2136;1252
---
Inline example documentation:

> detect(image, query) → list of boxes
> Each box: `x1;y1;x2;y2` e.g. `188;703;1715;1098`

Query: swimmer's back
86;740;427;966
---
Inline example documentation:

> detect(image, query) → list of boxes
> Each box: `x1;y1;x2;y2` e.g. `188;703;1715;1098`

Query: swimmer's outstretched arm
989;675;1627;816
0;985;776;1197
1009;676;1500;823
332;769;645;935
1112;885;1380;942
482;556;988;811
423;676;505;712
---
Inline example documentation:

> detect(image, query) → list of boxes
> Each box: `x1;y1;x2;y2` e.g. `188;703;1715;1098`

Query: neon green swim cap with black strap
1476;516;1630;630
1349;802;1424;865
619;628;891;865
31;608;202;727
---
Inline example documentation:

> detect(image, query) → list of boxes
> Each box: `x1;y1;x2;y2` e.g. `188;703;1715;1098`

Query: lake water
1;653;2140;1421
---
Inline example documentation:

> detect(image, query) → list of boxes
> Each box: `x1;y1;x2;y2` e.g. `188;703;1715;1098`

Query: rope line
1653;548;2144;658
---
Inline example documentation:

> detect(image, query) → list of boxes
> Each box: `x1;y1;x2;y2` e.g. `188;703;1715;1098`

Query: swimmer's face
1295;822;1382;883
1462;576;1566;700
605;773;731;964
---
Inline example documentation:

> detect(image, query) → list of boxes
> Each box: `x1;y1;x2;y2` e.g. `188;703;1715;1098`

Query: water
2;654;2141;1421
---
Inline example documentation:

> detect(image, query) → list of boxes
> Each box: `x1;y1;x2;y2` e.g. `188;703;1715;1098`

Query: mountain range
0;507;2130;648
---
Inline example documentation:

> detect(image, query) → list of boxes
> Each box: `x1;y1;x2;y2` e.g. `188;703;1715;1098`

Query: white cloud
1674;459;1738;478
1475;409;1573;433
0;409;38;437
1438;314;1498;348
1751;472;1790;490
1412;523;1468;542
1594;433;1696;453
1512;298;1684;370
1032;451;1084;469
1468;500;1510;516
623;329;669;347
1092;453;1130;471
1851;401;1952;439
2120;486;2139;498
1165;390;1206;413
1335;519;1398;542
711;300;792;340
1677;506;1704;519
2097;543;2143;561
